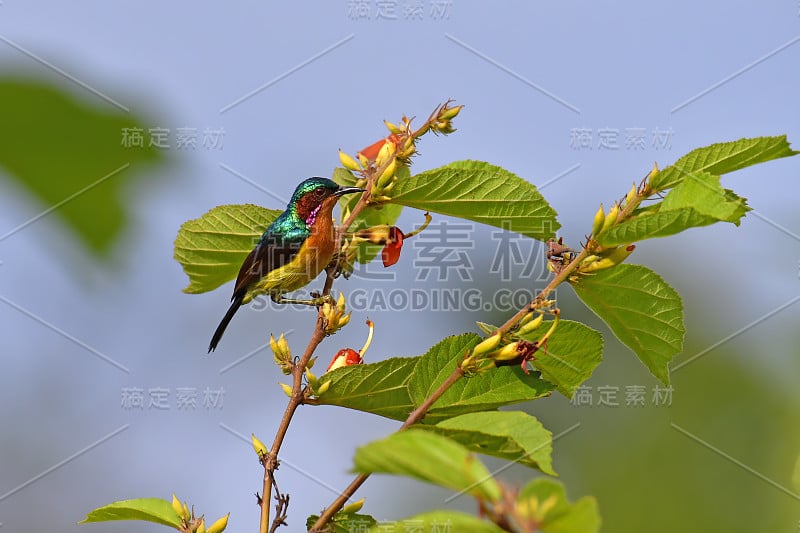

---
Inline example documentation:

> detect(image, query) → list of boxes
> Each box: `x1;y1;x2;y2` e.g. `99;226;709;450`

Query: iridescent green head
289;177;363;226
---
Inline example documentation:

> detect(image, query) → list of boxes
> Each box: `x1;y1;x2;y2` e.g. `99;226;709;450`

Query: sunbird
208;177;364;352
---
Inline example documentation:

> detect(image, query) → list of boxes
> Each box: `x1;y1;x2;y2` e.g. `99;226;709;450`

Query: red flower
326;348;363;372
381;226;405;267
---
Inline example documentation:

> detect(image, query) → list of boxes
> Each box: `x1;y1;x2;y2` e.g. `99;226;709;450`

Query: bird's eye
315;187;325;197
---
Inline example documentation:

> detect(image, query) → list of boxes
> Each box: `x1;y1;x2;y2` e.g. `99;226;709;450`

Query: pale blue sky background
0;2;799;532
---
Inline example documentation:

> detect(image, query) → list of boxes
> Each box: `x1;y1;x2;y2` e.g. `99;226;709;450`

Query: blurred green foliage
0;78;164;256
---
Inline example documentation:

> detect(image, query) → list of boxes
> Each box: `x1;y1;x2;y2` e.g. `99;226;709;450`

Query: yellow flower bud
279;382;293;398
376;159;397;188
171;494;184;519
384;120;403;134
601;203;620;233
206;513;229;533
518;314;544;335
251;433;268;458
493;341;522;361
439;104;464;120
323;292;350;335
315;380;331;396
338;150;361;172
625;183;637;206
375;141;395;167
182;503;190;522
472;333;502;356
581;245;636;272
648;161;660;180
341;497;366;514
197;518;206;533
591;204;605;236
357;153;369;168
305;368;319;389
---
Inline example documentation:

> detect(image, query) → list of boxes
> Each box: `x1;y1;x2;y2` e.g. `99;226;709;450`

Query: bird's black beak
334;186;366;197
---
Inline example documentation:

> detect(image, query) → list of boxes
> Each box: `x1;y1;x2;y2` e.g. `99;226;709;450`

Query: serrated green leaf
517;478;600;533
353;430;502;502
389;160;559;241
659;171;749;223
79;498;181;528
0;79;164;256
597;208;716;247
572;264;684;385
369;511;504;533
307;512;377;533
333;166;404;263
651;136;797;190
173;204;281;294
517;320;603;398
318;334;553;422
318;356;418;419
418;411;555;474
407;334;553;422
599;171;750;247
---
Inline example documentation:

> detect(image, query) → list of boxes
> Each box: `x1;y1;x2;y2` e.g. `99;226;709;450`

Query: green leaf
597;208;716;247
318;334;553;422
319;356;418;420
307;512;377;533
368;511;504;533
659;171;749;223
333;166;403;263
174;204;281;294
79;498;181;528
389;160;559;241
572;264;684;385
517;320;603;398
408;334;553;422
0;79;164;256
599;171;750;247
651;136;797;190
353;429;503;502
418;411;555;475
516;478;600;533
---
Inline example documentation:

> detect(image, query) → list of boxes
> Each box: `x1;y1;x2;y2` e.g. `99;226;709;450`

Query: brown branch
260;314;328;533
310;367;465;532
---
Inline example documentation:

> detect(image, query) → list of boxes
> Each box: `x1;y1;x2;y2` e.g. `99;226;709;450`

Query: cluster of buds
278;356;330;399
462;309;560;375
322;292;351;335
428;102;463;135
591;161;659;239
578;244;636;274
337;101;463;204
338;132;408;202
327;319;374;372
171;494;229;533
269;333;292;375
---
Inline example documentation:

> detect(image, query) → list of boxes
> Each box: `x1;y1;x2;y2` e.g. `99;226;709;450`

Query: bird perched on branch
208;177;363;352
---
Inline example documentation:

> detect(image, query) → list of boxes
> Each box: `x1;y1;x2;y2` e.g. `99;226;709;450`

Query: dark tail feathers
208;295;244;353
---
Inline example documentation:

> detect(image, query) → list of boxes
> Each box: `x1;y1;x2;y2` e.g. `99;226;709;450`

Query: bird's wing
231;232;305;299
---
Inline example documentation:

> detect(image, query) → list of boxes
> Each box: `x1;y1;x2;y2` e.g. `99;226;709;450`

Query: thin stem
260;316;328;533
310;367;464;532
